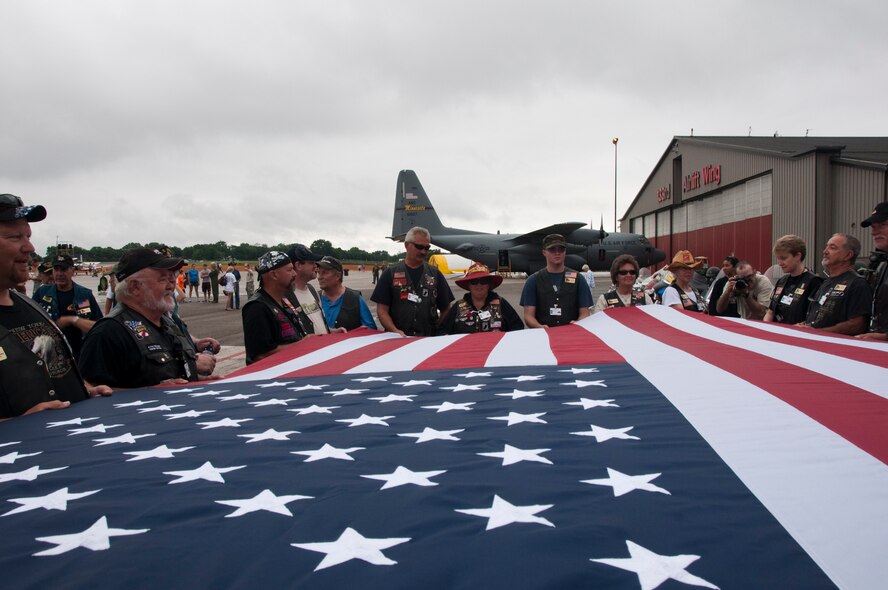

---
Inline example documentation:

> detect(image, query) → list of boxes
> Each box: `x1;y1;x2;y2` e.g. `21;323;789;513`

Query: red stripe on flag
223;328;381;379
700;315;888;369
283;338;416;377
613;309;888;465
413;331;506;370
547;323;625;365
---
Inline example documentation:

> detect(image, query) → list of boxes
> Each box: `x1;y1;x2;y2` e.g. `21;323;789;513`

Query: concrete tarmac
58;269;613;377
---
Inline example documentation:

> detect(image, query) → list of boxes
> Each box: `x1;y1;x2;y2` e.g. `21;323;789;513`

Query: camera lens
735;278;749;290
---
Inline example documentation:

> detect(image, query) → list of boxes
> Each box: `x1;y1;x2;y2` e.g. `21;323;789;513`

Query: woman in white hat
439;263;524;334
661;250;705;312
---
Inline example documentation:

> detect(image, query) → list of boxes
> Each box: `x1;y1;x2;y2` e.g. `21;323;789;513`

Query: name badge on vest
550;306;562;316
818;293;828;305
780;294;794;306
0;347;6;362
478;310;492;321
408;293;422;303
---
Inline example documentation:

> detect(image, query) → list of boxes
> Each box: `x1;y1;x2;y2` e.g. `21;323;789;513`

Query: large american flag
1;306;885;589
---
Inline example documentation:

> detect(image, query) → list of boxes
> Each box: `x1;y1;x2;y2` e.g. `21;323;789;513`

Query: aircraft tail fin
389;170;447;240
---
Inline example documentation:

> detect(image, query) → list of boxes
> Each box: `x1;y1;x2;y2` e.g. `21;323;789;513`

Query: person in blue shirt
520;233;591;328
316;256;377;331
33;254;103;359
186;265;199;300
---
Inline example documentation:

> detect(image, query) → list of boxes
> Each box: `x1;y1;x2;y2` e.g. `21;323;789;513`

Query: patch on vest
124;320;150;339
146;344;163;352
564;272;577;284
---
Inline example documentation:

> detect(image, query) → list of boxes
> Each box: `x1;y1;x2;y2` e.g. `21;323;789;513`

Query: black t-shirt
0;297;86;413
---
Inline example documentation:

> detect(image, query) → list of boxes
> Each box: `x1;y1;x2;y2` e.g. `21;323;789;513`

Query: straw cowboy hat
666;250;703;272
455;263;503;290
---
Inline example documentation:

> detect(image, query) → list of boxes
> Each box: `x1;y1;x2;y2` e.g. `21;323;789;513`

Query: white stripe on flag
719;314;888;352
586;312;888;590
221;332;403;382
484;326;558;367
636;305;888;397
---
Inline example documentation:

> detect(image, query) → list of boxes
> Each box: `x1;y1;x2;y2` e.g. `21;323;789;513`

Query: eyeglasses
468;278;491;286
617;269;638;276
0;194;24;208
409;242;431;251
545;246;566;253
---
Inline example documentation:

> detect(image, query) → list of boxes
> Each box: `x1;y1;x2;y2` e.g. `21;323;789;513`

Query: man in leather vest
520;233;591;328
857;202;888;341
79;248;214;388
33;254;103;359
0;194;111;419
316;256;377;331
242;250;307;364
371;226;454;336
801;234;871;335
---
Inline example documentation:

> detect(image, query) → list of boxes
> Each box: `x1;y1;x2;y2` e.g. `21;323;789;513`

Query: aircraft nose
648;247;667;265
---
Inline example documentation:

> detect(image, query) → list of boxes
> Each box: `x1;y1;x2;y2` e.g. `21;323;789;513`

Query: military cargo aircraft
389;170;666;274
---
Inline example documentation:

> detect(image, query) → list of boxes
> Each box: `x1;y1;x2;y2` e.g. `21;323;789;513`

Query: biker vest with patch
389;261;439;336
768;270;821;325
668;283;703;312
451;296;505;334
245;290;306;354
105;305;198;384
533;269;580;327
603;289;646;308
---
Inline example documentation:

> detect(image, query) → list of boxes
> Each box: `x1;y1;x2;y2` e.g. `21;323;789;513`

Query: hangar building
622;136;888;273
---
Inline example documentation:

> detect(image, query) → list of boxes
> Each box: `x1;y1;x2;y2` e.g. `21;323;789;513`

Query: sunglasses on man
617;269;638;276
408;242;431;251
545;246;566;253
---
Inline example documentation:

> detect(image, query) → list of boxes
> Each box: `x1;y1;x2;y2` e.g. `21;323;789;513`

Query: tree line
40;239;402;265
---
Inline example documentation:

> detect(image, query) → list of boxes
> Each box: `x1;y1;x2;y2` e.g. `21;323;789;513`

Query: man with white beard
79;248;218;388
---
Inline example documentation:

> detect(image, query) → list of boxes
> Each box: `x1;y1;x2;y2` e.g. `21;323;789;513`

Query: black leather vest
333;288;363;331
807;271;864;329
768;271;821;325
105;305;198;384
451;296;505;333
0;292;88;416
603;289;647;308
244;290;306;353
533;268;580;327
389;261;439;336
668;283;703;312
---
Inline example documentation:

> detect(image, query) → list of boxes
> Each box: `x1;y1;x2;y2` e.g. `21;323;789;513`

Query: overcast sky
3;1;887;258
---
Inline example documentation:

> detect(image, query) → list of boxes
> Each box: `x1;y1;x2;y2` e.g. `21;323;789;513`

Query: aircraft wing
509;222;587;244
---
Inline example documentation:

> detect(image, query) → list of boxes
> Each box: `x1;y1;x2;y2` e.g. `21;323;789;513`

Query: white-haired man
79;248;218;388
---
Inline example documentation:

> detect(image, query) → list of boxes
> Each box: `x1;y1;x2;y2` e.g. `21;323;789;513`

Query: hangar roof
674;136;888;167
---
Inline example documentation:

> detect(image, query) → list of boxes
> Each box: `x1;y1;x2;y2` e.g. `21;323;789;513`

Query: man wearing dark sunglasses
0;194;112;418
520;233;591;328
371;226;454;336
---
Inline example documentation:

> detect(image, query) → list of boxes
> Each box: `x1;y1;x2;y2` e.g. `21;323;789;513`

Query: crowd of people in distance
2;191;888;421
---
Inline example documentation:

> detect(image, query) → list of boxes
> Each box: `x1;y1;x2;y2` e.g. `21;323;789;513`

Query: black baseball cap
287;243;323;263
861;202;888;227
0;194;47;223
317;256;343;274
52;255;74;269
115;248;186;281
